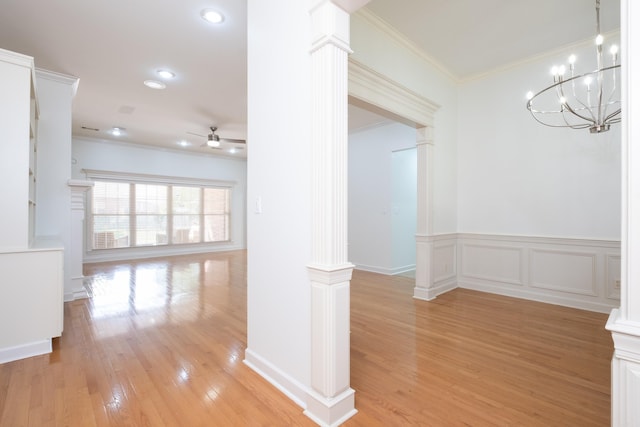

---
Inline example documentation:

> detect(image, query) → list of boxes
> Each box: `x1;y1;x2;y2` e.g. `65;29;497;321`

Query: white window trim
84;169;234;252
82;169;236;188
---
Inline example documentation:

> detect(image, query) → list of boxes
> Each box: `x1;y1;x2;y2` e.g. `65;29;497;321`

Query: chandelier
526;0;621;133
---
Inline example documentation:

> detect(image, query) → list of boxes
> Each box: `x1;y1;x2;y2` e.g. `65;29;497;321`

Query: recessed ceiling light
201;9;224;24
228;147;237;154
177;140;191;147
144;80;166;90
157;69;175;79
110;127;125;136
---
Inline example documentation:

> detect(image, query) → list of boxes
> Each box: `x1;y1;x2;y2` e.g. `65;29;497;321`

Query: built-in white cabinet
0;48;64;364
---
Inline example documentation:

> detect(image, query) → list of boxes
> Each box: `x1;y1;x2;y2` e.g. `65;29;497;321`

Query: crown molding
460;29;622;84
35;68;79;97
354;8;457;83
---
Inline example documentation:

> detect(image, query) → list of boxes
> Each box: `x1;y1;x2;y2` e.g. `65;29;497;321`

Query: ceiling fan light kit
190;126;246;150
207;132;221;147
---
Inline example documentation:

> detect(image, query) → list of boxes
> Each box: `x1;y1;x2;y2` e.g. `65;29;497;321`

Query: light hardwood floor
0;250;612;426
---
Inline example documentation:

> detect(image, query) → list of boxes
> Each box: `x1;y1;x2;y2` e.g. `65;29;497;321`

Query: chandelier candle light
526;0;620;133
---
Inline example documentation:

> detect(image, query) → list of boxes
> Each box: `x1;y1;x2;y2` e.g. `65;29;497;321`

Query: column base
304;387;357;427
606;308;640;426
65;276;89;302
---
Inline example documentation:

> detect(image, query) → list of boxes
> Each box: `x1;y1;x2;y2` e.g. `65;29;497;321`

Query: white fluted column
606;1;640;425
67;179;93;300
413;126;436;300
305;1;358;425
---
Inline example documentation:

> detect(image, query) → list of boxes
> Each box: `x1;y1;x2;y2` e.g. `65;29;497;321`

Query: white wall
72;137;247;262
457;39;621;240
348;122;416;274
351;11;458;234
453;36;621;312
245;0;312;405
392;147;417;269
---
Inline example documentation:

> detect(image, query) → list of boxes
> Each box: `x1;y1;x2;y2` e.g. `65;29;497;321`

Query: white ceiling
366;0;620;80
0;0;621;155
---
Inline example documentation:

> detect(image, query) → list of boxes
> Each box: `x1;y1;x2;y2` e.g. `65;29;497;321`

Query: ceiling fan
188;126;246;149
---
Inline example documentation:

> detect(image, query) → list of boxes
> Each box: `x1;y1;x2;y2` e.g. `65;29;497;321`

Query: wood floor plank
0;250;611;426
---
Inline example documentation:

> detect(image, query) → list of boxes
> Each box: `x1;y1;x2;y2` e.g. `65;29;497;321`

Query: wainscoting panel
457;234;620;313
433;240;456;283
606;254;622;300
529;249;597;296
360;233;620;313
461;243;524;286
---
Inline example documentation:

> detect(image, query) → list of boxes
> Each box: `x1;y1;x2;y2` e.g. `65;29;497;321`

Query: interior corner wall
350;12;458;234
35;77;73;240
348;122;416;274
71;137;247;262
35;73;75;299
245;0;312;406
457;40;621;241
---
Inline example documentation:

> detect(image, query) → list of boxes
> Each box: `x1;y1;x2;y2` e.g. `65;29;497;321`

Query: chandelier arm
604;108;621;123
603;65;619;122
558;76;599;123
559;99;597;124
528;109;591;129
567;80;598;123
568;70;596;122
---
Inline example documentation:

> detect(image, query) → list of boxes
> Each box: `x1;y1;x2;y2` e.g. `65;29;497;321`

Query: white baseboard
414;279;456;301
64;287;89;302
353;263;416;276
243;348;308;409
0;339;52;364
84;243;245;264
458;280;616;314
304;387;357;427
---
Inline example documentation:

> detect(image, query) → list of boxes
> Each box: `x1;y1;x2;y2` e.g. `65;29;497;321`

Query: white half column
305;1;357;425
413;126;437;300
606;1;640;425
67;180;93;300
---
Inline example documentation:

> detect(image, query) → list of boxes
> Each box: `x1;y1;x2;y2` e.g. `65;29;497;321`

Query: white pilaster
67;179;93;300
606;1;640;425
306;1;357;425
414;126;437;300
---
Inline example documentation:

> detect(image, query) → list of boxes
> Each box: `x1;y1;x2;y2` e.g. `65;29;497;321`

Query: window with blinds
90;179;231;250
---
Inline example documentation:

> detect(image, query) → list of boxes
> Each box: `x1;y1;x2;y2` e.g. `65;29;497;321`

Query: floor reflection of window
84;256;238;338
89;267;132;319
133;265;169;312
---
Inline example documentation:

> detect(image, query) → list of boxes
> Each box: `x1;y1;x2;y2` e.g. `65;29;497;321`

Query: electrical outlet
614;279;621;290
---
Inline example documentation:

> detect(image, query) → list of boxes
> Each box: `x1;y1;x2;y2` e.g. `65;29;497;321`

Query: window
89;175;231;250
135;184;168;246
92;182;130;249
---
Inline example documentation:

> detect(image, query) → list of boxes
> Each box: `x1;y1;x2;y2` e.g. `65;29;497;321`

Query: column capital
310;1;352;54
416;126;435;146
310;0;371;14
308;263;354;284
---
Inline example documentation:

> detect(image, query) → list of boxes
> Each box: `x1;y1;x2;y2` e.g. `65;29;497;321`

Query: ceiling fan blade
188;131;206;138
220;138;246;144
